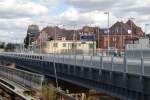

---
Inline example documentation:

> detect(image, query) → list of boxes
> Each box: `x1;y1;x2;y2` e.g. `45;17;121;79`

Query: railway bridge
0;50;150;100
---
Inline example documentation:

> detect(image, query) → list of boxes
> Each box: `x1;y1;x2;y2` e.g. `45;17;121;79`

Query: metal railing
0;65;44;90
0;51;150;77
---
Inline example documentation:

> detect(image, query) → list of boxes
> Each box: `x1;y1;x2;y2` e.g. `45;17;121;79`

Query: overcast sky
0;0;150;43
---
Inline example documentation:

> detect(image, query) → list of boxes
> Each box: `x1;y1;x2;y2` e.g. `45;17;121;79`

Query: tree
5;43;15;51
40;84;57;100
0;42;5;49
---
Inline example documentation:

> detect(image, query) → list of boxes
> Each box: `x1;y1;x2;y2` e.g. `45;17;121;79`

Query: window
116;28;119;33
104;37;108;47
71;43;76;48
63;43;66;47
53;43;58;47
89;44;93;49
113;37;116;41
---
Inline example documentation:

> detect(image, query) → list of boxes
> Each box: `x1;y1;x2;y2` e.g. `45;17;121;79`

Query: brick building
99;20;144;50
31;20;144;51
33;26;99;46
33;26;75;46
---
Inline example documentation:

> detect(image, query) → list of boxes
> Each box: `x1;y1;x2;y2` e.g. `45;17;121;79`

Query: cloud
59;7;118;29
64;0;150;33
0;0;48;19
66;0;136;12
0;30;25;43
65;0;150;20
0;0;52;43
0;18;34;43
1;0;150;43
36;0;60;7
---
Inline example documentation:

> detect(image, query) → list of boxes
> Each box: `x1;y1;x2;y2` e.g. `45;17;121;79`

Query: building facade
30;20;144;53
99;20;144;50
43;40;96;54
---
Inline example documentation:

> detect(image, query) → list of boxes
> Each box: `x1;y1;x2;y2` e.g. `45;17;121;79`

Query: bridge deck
0;52;150;100
4;52;148;76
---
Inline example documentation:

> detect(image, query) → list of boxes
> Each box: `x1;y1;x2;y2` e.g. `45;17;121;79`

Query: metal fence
43;53;150;77
1;50;150;77
0;65;44;90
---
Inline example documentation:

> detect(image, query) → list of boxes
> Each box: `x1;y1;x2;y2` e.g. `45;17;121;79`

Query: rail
0;52;150;77
0;65;44;90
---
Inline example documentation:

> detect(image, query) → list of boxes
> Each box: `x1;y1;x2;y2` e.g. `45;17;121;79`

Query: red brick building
99;20;144;50
31;20;144;51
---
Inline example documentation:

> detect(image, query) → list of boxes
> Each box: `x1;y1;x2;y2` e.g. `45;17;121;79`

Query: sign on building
80;34;95;41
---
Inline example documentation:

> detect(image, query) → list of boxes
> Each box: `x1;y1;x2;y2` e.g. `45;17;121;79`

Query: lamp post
120;20;123;51
53;24;58;89
104;12;110;55
97;26;100;49
73;25;77;65
69;23;77;55
73;26;76;55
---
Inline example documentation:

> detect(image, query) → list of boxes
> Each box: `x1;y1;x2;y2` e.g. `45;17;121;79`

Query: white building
43;40;96;54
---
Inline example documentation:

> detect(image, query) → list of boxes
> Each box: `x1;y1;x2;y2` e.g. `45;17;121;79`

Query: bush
40;84;57;100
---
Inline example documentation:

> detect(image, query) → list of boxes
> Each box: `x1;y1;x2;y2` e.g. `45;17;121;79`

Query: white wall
43;40;96;54
126;38;150;50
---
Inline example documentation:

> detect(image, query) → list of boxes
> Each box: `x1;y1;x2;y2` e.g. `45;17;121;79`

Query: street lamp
104;12;110;55
97;26;100;49
73;25;76;55
120;20;123;51
53;24;58;89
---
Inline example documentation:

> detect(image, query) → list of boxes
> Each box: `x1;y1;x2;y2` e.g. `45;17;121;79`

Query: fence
1;51;150;77
43;53;150;77
0;65;44;90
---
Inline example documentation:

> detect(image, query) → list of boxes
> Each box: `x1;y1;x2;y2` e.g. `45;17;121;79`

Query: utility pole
104;12;110;55
98;26;100;49
73;25;76;55
93;34;95;56
121;21;123;51
53;24;58;89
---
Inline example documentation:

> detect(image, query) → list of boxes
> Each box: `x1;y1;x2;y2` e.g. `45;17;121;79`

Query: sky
0;0;150;43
